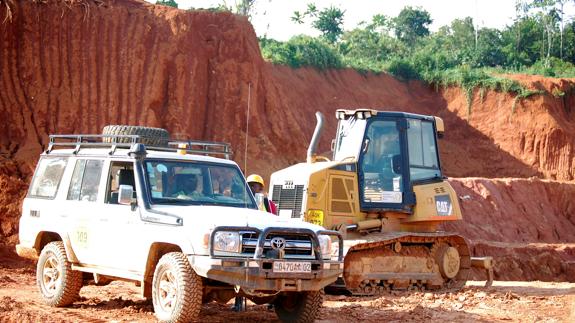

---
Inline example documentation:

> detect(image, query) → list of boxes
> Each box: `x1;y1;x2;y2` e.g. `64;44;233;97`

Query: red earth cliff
1;0;574;282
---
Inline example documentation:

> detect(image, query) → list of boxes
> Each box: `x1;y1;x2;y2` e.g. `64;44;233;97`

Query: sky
152;0;575;41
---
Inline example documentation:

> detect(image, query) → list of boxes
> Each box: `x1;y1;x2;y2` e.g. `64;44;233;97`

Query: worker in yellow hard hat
246;174;277;215
232;174;278;313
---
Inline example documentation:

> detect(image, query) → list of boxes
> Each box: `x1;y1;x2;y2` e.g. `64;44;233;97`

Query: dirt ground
1;249;573;323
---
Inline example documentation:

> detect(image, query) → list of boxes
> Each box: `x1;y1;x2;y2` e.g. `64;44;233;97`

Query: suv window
105;161;135;204
28;157;68;199
67;159;104;202
145;160;256;209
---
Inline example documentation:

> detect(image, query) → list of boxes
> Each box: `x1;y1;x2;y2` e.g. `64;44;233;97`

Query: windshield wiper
153;199;196;205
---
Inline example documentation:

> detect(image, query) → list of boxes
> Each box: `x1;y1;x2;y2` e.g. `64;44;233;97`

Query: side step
470;257;494;287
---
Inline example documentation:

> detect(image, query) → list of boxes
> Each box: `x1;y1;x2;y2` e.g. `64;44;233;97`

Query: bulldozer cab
333;109;442;213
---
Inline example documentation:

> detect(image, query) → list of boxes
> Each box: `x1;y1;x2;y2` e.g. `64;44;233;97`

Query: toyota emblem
270;237;286;251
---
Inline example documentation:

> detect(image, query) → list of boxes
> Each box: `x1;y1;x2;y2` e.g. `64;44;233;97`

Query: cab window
67;159;104;202
360;120;404;204
407;119;441;182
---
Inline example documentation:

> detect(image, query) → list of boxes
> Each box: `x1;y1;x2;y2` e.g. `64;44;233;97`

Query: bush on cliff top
260;36;343;69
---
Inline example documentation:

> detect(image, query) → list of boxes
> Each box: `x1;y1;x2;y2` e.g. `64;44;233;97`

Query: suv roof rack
46;134;232;159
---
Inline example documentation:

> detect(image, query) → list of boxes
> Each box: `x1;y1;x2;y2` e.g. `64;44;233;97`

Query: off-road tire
36;241;83;307
152;252;203;323
102;125;169;147
274;290;323;323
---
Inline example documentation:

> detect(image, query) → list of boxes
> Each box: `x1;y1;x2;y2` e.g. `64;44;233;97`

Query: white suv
16;127;343;323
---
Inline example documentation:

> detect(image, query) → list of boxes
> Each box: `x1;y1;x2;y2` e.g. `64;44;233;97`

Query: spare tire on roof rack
102;125;170;147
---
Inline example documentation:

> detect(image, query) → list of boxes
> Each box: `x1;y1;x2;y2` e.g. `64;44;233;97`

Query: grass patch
259;38;554;106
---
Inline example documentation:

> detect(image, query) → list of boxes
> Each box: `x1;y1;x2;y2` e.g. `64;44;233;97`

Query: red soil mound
443;178;575;282
445;178;575;243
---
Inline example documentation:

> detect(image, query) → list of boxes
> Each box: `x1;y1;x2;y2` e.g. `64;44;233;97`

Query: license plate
306;210;324;226
273;261;311;273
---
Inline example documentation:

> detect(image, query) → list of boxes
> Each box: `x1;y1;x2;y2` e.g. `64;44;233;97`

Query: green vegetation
156;0;178;8
260;36;342;69
292;4;346;44
258;1;575;105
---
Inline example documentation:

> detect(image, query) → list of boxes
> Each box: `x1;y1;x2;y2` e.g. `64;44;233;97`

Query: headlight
318;235;332;259
213;231;241;253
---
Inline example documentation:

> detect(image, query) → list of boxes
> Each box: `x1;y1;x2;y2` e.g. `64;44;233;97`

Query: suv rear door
64;158;106;265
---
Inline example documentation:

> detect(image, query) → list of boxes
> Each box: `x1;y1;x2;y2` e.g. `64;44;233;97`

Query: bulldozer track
342;232;471;296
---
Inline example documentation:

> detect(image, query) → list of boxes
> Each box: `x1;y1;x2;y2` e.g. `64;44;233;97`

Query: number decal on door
76;227;89;248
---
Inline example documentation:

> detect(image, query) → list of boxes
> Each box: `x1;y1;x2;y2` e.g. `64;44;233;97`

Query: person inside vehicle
172;174;201;199
374;130;402;192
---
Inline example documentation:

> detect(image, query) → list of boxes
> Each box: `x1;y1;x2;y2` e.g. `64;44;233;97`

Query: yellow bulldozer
269;109;493;295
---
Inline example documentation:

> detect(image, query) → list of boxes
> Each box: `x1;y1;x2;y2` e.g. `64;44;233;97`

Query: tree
393;6;432;47
450;17;476;50
292;4;345;44
156;0;178;8
313;6;345;43
474;28;506;67
562;20;575;63
501;16;542;67
235;0;257;20
555;0;569;59
528;0;560;66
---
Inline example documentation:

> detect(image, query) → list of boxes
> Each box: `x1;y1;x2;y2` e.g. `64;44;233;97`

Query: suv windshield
145;160;256;209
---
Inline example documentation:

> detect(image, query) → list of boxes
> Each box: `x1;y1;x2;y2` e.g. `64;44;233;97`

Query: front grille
241;232;313;258
272;185;305;218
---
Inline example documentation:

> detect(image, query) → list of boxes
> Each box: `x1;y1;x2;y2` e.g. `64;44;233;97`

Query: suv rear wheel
274;290;323;323
152;252;203;323
36;241;83;306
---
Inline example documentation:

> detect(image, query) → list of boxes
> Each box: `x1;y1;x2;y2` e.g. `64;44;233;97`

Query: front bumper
195;257;343;291
196;226;344;292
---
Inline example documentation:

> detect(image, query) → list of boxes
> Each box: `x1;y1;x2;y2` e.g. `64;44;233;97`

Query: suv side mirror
118;185;134;205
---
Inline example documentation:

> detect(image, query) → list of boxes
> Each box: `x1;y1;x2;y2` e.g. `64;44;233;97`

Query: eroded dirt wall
1;0;575;283
4;1;575;181
441;78;575;181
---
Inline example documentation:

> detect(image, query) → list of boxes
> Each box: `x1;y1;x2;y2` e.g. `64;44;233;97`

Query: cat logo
435;195;452;216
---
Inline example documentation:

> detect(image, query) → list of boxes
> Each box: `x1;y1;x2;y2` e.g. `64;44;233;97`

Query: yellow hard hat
246;174;265;187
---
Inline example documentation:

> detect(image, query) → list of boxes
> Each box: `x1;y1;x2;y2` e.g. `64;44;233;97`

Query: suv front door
96;160;149;273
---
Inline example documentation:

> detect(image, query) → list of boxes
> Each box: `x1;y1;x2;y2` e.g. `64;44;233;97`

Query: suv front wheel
274;290;323;323
152;252;203;323
36;241;83;306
